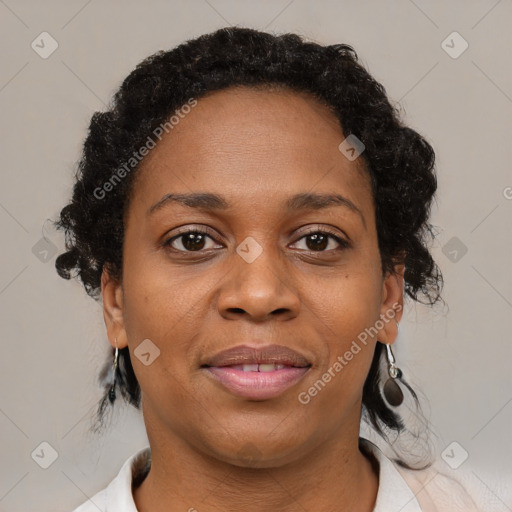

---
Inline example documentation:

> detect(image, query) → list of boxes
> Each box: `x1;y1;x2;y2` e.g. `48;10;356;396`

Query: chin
200;430;312;469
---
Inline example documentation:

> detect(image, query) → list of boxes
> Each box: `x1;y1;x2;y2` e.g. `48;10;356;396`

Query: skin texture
101;86;405;512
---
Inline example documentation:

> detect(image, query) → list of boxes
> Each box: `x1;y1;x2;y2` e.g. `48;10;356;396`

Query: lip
202;344;311;368
201;344;312;400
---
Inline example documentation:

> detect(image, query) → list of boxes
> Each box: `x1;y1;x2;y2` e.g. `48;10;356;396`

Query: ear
376;263;405;345
101;265;128;350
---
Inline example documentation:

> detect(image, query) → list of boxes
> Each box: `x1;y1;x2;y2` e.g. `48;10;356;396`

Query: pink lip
201;344;312;400
204;365;310;400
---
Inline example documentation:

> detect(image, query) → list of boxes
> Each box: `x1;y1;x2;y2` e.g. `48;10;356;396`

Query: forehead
130;86;372;215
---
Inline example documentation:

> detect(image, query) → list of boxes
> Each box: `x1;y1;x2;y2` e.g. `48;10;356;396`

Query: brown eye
292;230;350;252
164;229;222;253
306;233;328;251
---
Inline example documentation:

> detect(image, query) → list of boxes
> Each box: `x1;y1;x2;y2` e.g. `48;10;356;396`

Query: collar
359;438;423;512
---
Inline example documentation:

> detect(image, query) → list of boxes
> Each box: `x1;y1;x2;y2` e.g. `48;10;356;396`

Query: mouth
200;344;312;401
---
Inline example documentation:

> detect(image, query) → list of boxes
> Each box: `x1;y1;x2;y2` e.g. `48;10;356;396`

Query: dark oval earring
108;337;119;403
383;341;404;407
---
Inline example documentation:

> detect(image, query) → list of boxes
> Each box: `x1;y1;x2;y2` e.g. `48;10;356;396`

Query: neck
133;405;379;512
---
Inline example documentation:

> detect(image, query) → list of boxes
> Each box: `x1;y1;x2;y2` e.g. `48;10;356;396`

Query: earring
382;322;404;406
108;337;119;403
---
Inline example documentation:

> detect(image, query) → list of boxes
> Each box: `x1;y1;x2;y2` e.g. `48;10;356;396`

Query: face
102;86;404;468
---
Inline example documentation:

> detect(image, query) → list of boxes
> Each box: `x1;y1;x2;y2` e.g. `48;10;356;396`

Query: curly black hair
54;26;442;468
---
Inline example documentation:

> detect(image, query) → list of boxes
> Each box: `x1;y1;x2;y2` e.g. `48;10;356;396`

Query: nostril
227;308;245;314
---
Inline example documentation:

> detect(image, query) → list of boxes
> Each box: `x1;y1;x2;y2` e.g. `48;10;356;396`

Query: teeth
242;364;259;372
238;363;288;372
259;364;276;372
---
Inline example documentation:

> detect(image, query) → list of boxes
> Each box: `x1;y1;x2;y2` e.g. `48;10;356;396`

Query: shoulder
396;463;481;512
360;437;481;512
69;447;151;512
70;487;107;512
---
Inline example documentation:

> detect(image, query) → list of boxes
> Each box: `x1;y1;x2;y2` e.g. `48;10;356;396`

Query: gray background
0;1;511;511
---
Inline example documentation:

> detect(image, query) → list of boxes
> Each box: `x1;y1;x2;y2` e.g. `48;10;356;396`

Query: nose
216;244;301;323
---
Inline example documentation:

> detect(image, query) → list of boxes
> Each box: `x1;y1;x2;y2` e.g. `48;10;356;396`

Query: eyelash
163;226;350;254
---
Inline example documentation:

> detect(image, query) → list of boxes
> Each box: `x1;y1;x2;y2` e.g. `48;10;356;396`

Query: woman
55;26;479;511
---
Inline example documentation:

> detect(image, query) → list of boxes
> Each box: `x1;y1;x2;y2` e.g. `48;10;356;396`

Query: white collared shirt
71;438;480;511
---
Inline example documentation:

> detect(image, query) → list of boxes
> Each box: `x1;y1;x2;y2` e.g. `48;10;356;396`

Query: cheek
121;258;220;391
121;273;200;426
301;264;382;395
298;299;379;418
306;260;383;341
122;252;204;340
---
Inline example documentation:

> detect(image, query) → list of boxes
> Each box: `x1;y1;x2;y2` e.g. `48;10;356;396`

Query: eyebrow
147;192;366;229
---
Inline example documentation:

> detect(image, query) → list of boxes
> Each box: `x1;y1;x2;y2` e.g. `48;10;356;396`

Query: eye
163;228;222;253
291;229;350;252
163;226;350;254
